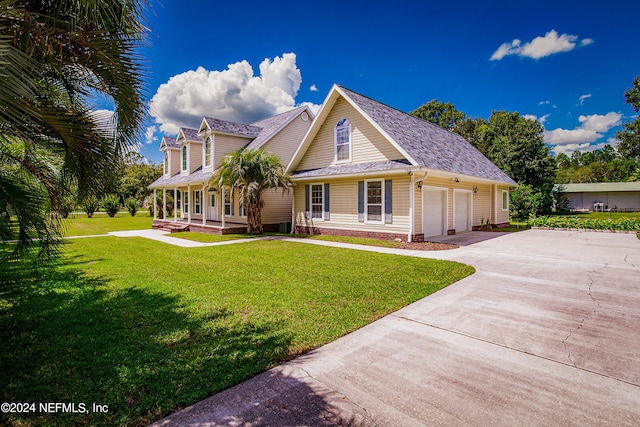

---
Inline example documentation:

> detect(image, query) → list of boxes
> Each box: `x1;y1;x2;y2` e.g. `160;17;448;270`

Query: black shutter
305;185;310;219
358;181;364;222
385;179;392;223
324;183;330;220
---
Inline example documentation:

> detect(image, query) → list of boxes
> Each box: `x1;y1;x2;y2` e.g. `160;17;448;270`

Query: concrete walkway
141;229;640;426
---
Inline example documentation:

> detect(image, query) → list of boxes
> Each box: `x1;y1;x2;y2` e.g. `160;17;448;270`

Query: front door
207;192;218;221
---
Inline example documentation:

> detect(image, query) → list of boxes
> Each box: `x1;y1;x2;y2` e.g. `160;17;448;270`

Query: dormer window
335;118;351;162
204;136;212;167
163;151;168;175
181;145;188;172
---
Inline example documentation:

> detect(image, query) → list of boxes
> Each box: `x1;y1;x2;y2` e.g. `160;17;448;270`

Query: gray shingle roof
554;182;640;193
293;159;411;178
179;127;203;142
245;106;307;150
162;136;179;149
148;166;213;189
338;86;516;184
202;117;262;139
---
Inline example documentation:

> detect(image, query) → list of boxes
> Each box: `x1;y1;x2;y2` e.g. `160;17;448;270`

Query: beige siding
497;185;511;224
169;150;181;177
296;97;405;171
261;189;293;224
293;175;411;236
263;115;312;166
214;134;252;168
188;142;202;173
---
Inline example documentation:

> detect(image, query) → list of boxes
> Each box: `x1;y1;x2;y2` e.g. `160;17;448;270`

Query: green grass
61;211;153;236
305;234;403;248
170;231;260;243
0;236;473;426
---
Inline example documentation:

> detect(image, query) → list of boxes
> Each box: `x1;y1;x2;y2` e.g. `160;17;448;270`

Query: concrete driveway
151;230;640;426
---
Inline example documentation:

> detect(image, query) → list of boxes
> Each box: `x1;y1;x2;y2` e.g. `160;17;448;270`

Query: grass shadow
0;255;293;426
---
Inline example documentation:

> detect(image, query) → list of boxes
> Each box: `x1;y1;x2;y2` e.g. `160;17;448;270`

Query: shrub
125;197;139;217
82;195;100;218
528;215;640;231
102;194;120;217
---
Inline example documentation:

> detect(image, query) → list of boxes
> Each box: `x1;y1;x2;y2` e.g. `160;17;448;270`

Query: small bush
102;194;120;217
125;197;139;217
82;195;100;218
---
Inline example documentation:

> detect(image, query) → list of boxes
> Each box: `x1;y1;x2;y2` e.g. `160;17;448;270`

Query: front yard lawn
0;236;473;426
62;211;153;236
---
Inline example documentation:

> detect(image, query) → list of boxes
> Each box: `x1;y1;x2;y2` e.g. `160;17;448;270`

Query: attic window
335;118;351;162
182;146;187;171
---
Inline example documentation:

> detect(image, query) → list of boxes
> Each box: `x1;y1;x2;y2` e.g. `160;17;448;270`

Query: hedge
528;216;640;232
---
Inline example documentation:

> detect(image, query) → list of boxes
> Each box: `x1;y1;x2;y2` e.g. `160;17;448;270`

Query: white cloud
578;94;592;105
578;112;622;132
544;112;622;145
552;142;606;156
523;113;550;125
539;100;550;105
149;53;303;134
490;30;592;61
145;126;158;144
310;84;318;92
298;101;322;116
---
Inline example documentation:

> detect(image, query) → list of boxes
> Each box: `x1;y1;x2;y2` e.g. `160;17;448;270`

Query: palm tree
212;149;294;235
0;0;148;261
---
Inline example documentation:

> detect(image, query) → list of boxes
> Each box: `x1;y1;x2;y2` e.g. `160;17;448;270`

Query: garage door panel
423;188;446;237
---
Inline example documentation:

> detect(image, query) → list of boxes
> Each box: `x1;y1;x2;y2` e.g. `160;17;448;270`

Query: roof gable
160;136;179;151
199;117;262;139
176;127;203;144
244;106;313;151
288;84;516;185
337;86;516;184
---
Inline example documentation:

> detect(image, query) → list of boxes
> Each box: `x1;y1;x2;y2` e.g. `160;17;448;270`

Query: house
287;85;517;242
149;106;314;233
555;182;640;212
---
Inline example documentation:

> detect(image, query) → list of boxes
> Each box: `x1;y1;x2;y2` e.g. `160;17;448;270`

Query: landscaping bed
528;215;640;232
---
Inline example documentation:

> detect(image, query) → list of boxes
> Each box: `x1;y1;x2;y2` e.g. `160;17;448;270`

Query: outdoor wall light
473;186;478;194
454;177;460;183
417;180;423;189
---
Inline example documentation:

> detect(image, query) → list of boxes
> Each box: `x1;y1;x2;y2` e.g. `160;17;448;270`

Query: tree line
409;75;640;219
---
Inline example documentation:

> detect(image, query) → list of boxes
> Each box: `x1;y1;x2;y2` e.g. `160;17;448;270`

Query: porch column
221;186;226;229
162;188;166;220
153;189;157;220
202;184;206;226
173;187;178;222
187;184;191;223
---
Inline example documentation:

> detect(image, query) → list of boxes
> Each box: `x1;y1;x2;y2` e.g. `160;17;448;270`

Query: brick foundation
294;225;423;242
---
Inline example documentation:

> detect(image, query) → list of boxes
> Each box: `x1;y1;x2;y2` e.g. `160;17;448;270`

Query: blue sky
135;0;640;164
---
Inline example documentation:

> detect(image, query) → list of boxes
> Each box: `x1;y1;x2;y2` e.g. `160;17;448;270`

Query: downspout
408;171;414;242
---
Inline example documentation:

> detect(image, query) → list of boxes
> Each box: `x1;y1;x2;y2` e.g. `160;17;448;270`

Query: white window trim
224;188;232;216
310;183;325;221
193;190;201;215
365;179;384;224
163;152;169;176
502;190;509;211
182;191;189;217
334;119;352;163
181;145;189;174
203;135;213;169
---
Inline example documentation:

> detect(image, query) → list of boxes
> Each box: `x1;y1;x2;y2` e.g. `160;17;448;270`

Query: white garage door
423;188;446;237
455;191;470;232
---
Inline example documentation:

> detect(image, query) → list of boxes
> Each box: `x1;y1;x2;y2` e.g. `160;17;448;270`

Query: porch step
159;224;190;233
